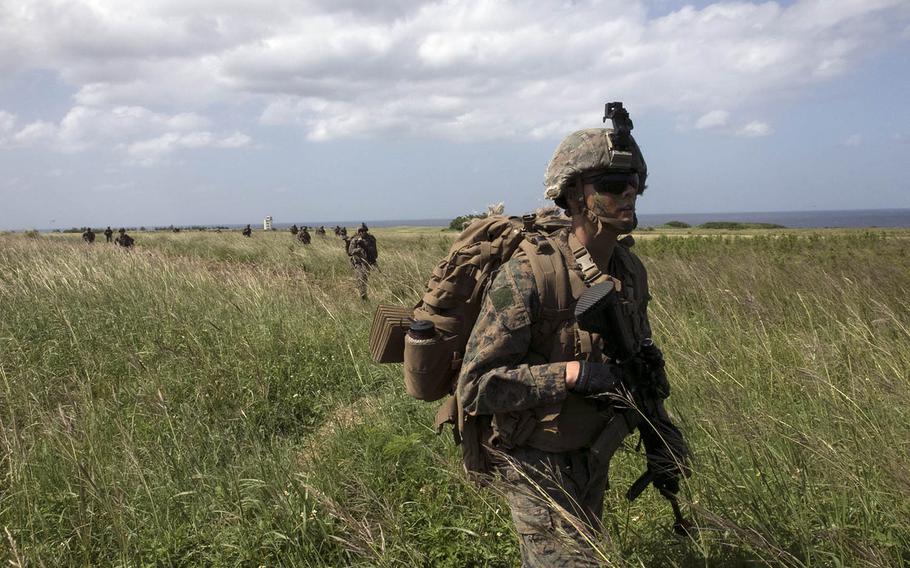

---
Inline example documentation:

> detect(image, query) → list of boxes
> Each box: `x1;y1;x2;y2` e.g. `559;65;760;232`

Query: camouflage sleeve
456;257;568;417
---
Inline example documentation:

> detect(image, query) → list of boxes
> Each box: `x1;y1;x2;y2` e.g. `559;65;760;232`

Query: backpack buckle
521;214;537;232
528;234;553;253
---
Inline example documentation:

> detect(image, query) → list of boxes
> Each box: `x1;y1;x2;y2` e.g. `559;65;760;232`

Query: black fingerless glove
571;361;624;397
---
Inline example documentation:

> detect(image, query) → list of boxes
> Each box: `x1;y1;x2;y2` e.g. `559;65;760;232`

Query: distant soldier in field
242;224;252;238
82;227;96;243
346;224;378;299
290;224;299;235
104;226;114;243
298;227;311;244
339;226;348;240
114;228;134;248
334;225;341;236
317;225;326;237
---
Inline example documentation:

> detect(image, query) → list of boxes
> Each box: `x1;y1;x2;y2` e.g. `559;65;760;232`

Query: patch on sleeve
490;286;515;311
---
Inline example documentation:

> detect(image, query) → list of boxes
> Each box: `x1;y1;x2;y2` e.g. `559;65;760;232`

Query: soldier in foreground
345;225;378;299
457;103;691;566
114;228;134;248
81;227;96;243
104;226;114;243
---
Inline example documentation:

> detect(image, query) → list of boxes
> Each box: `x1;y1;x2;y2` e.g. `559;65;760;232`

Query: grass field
1;227;909;566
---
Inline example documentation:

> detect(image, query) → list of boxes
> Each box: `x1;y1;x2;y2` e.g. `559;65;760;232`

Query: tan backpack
369;213;575;403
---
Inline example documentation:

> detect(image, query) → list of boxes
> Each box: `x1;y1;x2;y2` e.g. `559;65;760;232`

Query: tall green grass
1;229;908;566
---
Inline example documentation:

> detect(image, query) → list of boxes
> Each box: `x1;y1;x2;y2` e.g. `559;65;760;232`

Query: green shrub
448;214;485;231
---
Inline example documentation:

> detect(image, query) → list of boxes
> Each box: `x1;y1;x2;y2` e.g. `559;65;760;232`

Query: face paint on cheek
590;193;614;217
588;192;635;233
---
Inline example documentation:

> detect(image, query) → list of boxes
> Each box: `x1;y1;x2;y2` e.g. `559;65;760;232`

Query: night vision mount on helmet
544;101;648;209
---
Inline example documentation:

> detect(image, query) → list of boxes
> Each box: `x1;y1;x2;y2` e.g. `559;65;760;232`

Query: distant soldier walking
114;228;134;248
298;227;311;244
242;224;252;238
81;227;96;243
290;224;299;235
104;226;114;243
317;226;326;237
345;224;378;299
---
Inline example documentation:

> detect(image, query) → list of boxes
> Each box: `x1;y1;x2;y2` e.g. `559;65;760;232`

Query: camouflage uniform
114;229;134;248
104;227;113;243
346;231;377;299
454;104;689;565
457;229;653;567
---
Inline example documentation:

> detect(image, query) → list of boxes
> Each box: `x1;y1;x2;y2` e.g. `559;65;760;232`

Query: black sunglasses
582;172;640;195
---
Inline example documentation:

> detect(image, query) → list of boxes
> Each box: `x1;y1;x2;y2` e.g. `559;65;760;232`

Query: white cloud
694;110;730;130
843;133;863;147
737;121;773;138
14;121;58;144
216;132;252;148
3;103;251;164
125;130;251;165
0;110;16;133
0;0;908;142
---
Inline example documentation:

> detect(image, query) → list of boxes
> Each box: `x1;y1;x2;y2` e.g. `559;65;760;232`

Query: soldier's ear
564;181;585;215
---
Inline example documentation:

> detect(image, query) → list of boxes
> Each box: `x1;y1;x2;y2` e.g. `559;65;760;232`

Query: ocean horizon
26;208;910;232
259;208;910;230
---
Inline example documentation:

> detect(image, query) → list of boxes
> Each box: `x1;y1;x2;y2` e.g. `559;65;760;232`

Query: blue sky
1;0;908;230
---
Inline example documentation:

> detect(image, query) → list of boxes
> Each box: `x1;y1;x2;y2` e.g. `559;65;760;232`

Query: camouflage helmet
544;128;647;208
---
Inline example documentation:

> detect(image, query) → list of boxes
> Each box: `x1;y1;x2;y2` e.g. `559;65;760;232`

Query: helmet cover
544;128;647;206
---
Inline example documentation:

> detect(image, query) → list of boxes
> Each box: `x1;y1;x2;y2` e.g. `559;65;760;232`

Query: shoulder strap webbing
568;233;619;290
518;233;574;321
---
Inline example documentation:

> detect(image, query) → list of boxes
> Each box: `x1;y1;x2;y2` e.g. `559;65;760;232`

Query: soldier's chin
616;210;636;233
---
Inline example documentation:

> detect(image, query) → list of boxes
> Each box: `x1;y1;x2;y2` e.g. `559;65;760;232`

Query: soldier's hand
570;361;624;399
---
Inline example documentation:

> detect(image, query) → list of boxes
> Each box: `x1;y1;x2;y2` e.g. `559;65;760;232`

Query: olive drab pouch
369;213;572;403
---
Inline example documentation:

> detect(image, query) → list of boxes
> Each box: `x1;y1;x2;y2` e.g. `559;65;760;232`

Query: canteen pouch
403;332;459;402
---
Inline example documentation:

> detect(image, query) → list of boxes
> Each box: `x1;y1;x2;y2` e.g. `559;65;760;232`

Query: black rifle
575;280;694;536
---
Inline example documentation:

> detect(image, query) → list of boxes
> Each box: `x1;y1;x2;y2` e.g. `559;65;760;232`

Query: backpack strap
567;232;614;288
518;233;574;322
